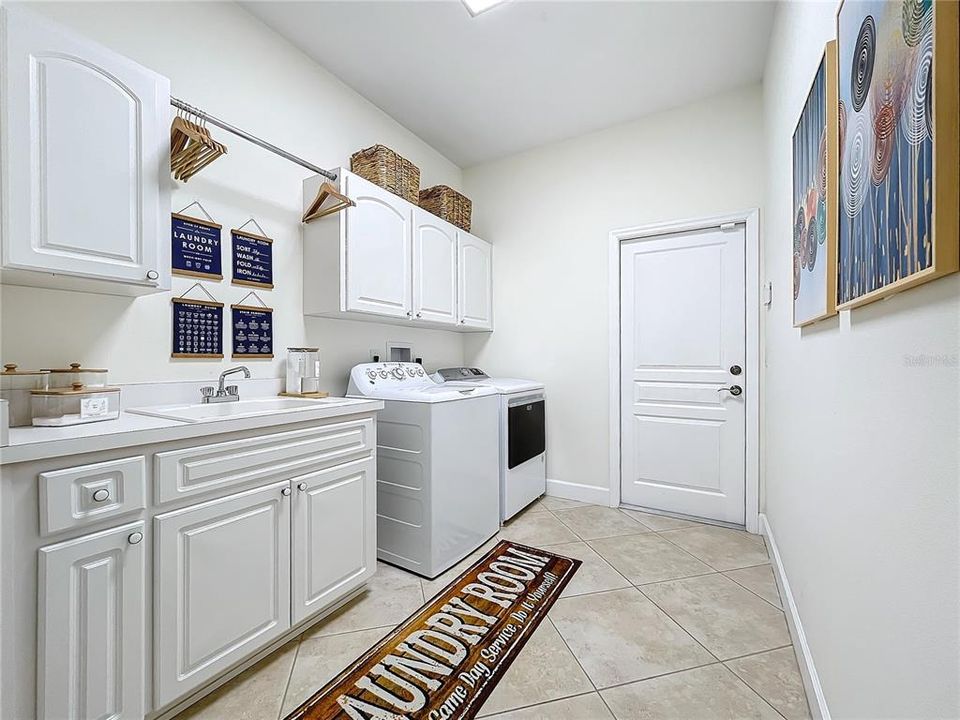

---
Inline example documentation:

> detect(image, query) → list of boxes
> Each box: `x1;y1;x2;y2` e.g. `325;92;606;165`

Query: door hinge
719;222;737;232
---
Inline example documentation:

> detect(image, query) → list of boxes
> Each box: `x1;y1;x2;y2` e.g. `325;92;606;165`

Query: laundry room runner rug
285;541;580;720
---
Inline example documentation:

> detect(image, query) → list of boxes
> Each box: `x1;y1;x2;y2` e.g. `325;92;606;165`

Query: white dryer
432;368;546;522
347;362;500;578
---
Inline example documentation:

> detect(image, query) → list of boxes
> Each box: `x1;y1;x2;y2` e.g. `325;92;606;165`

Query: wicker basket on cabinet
350;145;420;204
419;185;472;232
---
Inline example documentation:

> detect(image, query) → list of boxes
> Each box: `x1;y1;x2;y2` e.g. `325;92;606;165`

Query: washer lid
432;368;543;394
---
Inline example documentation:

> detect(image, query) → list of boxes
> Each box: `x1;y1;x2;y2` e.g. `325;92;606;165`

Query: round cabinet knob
281;487;292;496
145;270;159;281
406;311;413;318
92;488;111;503
127;532;143;545
416;312;422;318
297;482;307;492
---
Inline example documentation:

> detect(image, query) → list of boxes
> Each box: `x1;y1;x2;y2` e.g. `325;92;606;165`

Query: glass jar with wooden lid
42;363;109;388
31;383;120;427
0;364;50;427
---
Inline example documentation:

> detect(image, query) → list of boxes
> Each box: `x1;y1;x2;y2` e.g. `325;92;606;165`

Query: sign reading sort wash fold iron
285;541;580;720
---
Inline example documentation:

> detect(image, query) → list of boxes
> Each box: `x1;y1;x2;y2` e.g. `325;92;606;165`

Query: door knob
729;364;742;376
718;385;743;396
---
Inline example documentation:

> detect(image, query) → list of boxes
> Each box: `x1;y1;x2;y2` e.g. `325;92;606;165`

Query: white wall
761;3;959;718
0;1;464;390
462;85;764;498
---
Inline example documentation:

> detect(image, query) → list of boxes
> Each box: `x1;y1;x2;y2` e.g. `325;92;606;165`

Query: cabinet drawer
154;418;374;505
39;456;146;536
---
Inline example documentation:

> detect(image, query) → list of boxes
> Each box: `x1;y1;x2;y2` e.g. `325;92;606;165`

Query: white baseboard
759;513;830;720
545;478;610;506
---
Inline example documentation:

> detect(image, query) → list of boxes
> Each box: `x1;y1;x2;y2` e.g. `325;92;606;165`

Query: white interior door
620;224;746;524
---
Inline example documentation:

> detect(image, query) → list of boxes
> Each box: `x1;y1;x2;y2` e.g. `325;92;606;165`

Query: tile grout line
715;663;791;720
275;638;302;720
545;614;599;692
631;583;724;665
721;569;787;613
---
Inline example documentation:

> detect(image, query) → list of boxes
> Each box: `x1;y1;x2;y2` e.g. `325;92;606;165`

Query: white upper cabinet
303;169;492;332
343;172;413;318
458;232;493;330
1;6;170;295
413;207;458;325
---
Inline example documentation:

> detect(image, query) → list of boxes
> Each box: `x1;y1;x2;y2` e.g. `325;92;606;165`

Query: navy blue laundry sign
171;214;222;280
231;305;274;359
232;229;273;288
172;299;223;358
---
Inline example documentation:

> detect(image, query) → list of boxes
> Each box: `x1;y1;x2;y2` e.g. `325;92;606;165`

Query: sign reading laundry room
231;218;274;288
284;541;580;720
231;291;273;359
171;202;222;280
171;283;223;359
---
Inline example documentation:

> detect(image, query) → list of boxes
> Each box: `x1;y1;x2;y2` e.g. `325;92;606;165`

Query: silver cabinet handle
145;270;159;281
718;385;743;396
416;312;422;318
281;487;292;497
297;482;307;491
406;311;413;317
128;532;143;545
92;488;111;503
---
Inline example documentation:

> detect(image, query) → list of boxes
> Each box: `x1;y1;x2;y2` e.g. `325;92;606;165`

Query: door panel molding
608;210;760;533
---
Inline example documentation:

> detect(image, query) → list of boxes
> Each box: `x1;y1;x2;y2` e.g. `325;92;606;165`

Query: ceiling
244;1;776;168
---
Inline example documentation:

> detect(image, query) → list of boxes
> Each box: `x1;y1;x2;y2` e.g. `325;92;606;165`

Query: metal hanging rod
170;96;336;181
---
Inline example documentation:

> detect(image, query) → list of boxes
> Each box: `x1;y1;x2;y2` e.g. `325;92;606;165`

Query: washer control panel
436;367;490;382
352;362;428;388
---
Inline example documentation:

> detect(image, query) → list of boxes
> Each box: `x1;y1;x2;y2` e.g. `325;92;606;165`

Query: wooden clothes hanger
302;181;355;223
170;113;226;182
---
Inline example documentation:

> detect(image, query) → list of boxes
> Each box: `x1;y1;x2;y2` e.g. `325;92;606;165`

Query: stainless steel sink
127;396;356;423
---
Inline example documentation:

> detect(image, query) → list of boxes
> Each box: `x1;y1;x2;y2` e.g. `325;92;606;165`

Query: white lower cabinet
37;521;146;720
292;457;376;624
153;481;291;708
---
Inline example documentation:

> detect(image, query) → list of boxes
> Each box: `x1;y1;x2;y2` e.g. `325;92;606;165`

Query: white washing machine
432;368;546;522
347;362;500;578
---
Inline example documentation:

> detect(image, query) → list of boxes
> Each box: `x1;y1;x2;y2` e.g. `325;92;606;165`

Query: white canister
0;364;50;427
0;399;9;447
285;348;321;394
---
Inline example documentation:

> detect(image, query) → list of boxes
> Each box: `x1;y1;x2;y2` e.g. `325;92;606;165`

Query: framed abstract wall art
793;41;839;327
836;0;959;309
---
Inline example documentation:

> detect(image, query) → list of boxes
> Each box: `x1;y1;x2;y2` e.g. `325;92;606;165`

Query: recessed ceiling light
462;0;510;17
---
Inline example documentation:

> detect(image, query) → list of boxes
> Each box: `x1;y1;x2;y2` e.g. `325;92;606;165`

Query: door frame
608;209;760;534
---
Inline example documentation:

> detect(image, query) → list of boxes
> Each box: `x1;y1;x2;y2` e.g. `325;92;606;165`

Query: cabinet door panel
413;209;458;325
458;233;493;329
154;482;290;708
343;174;412;317
38;521;145;720
292;457;376;624
2;7;169;288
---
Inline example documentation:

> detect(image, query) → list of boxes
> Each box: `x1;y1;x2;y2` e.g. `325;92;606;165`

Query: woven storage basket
419;185;472;232
350;145;420;204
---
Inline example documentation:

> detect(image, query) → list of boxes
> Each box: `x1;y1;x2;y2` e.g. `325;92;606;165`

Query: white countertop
0;397;383;465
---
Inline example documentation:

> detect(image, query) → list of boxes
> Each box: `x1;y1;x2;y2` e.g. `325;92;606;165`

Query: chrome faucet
201;366;250;404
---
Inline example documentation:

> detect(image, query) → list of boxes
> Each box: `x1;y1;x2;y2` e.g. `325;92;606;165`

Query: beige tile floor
174;500;811;720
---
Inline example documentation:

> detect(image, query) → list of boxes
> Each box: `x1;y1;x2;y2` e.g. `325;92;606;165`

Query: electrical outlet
369;349;380;362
